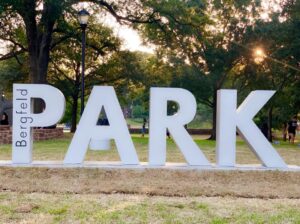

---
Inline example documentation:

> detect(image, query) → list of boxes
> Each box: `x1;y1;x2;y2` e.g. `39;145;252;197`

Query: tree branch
95;0;160;24
50;33;74;50
51;62;74;84
0;36;27;51
0;49;25;61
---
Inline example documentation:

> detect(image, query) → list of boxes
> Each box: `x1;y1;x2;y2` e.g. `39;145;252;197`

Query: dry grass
0;135;300;200
0;167;300;199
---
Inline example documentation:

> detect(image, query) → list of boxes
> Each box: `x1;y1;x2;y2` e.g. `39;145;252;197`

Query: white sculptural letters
11;84;287;169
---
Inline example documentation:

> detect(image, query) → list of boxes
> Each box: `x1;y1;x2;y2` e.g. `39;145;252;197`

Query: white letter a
64;86;139;165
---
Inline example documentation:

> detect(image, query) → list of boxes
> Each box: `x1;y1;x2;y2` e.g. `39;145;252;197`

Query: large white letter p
13;84;65;164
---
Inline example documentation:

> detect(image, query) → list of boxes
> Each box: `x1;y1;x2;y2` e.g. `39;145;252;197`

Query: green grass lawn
1;133;299;165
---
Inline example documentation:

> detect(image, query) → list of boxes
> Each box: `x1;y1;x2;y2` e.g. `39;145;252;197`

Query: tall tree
0;57;28;96
0;0;160;85
139;0;261;139
228;2;300;139
48;15;121;132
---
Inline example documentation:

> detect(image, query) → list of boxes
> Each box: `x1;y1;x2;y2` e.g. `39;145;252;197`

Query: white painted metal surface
149;88;210;166
216;90;286;168
13;84;65;164
64;86;139;165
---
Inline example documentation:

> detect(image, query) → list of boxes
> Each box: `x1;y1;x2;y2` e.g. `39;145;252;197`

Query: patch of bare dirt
15;204;39;213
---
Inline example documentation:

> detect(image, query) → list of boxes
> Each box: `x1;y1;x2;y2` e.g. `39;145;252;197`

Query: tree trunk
70;71;81;133
20;0;38;82
282;122;287;141
208;90;217;140
268;107;273;142
18;0;57;112
70;95;79;133
36;27;54;84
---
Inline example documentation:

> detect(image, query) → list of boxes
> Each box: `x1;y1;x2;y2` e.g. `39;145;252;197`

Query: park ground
0;134;300;223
